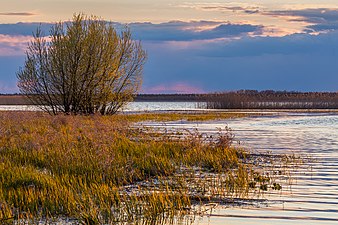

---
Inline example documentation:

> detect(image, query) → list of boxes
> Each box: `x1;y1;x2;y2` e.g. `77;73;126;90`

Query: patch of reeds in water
202;90;338;109
0;112;293;224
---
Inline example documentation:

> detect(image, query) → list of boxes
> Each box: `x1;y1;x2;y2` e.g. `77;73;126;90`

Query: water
0;102;200;112
142;113;338;224
0;105;41;111
123;101;200;112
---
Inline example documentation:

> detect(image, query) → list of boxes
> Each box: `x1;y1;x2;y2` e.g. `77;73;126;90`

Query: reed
0;111;290;224
203;90;338;109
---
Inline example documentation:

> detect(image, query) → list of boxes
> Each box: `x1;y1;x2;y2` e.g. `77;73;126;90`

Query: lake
0;101;201;112
141;112;338;225
0;103;337;224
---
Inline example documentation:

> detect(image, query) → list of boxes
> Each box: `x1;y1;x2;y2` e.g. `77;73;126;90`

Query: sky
1;0;338;93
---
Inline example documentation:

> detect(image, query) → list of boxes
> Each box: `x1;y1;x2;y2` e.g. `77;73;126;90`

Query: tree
17;13;146;115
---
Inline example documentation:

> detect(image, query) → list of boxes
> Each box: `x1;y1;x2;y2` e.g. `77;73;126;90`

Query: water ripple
147;113;338;224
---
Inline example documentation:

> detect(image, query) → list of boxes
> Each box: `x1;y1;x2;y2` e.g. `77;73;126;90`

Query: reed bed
0;112;290;224
203;90;338;109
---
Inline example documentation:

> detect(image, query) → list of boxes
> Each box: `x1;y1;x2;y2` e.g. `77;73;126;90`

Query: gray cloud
0;12;35;16
267;8;338;23
195;5;261;15
0;22;51;36
142;31;338;92
1;17;338;93
0;21;263;41
193;32;338;58
182;4;338;33
128;21;263;41
265;8;338;32
192;5;338;33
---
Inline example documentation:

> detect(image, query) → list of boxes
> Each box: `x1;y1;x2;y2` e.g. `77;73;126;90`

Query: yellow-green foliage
117;111;253;122
0;112;277;224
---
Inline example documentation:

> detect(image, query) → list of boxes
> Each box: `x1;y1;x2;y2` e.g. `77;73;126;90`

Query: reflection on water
0;105;41;111
143;113;338;224
123;101;200;112
0;102;200;112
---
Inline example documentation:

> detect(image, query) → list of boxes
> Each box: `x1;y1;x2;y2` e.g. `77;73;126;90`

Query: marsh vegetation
203;90;338;109
0;112;293;224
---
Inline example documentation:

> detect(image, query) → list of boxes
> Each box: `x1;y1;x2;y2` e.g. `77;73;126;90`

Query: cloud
0;20;263;58
0;34;34;56
175;2;338;35
0;12;35;16
141;30;338;92
0;21;263;43
201;6;260;15
192;32;338;58
266;8;338;23
128;21;263;41
1;17;338;93
179;3;338;34
265;8;338;32
0;22;51;36
178;3;262;15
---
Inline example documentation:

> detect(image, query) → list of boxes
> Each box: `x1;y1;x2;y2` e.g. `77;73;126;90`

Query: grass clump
0;112;288;224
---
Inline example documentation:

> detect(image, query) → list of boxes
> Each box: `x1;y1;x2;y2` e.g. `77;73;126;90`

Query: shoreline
1;104;338;114
1;94;338;112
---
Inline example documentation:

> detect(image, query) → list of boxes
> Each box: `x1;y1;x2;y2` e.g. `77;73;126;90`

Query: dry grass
0;112;288;224
116;111;256;122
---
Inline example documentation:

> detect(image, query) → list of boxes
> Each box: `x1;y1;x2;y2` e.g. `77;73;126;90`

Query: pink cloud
144;82;204;94
0;34;34;56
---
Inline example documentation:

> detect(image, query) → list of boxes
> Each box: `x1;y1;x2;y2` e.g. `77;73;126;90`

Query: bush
17;13;146;115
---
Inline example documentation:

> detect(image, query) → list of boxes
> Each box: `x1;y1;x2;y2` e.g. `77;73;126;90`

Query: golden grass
116;111;253;122
0;111;288;224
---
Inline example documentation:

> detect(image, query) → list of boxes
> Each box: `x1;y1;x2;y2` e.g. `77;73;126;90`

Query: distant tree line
202;90;338;109
2;91;338;109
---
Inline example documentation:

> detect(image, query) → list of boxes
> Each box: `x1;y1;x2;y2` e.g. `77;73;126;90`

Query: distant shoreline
0;94;203;105
0;95;30;105
2;93;338;111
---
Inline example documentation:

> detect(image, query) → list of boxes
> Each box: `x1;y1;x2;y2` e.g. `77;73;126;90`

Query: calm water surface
0;102;200;112
143;113;338;225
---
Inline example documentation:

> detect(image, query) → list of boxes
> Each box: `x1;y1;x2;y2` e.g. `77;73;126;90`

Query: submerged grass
0;112;290;224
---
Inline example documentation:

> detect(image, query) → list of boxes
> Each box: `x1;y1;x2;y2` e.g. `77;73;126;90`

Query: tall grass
0;112;288;224
203;90;338;109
